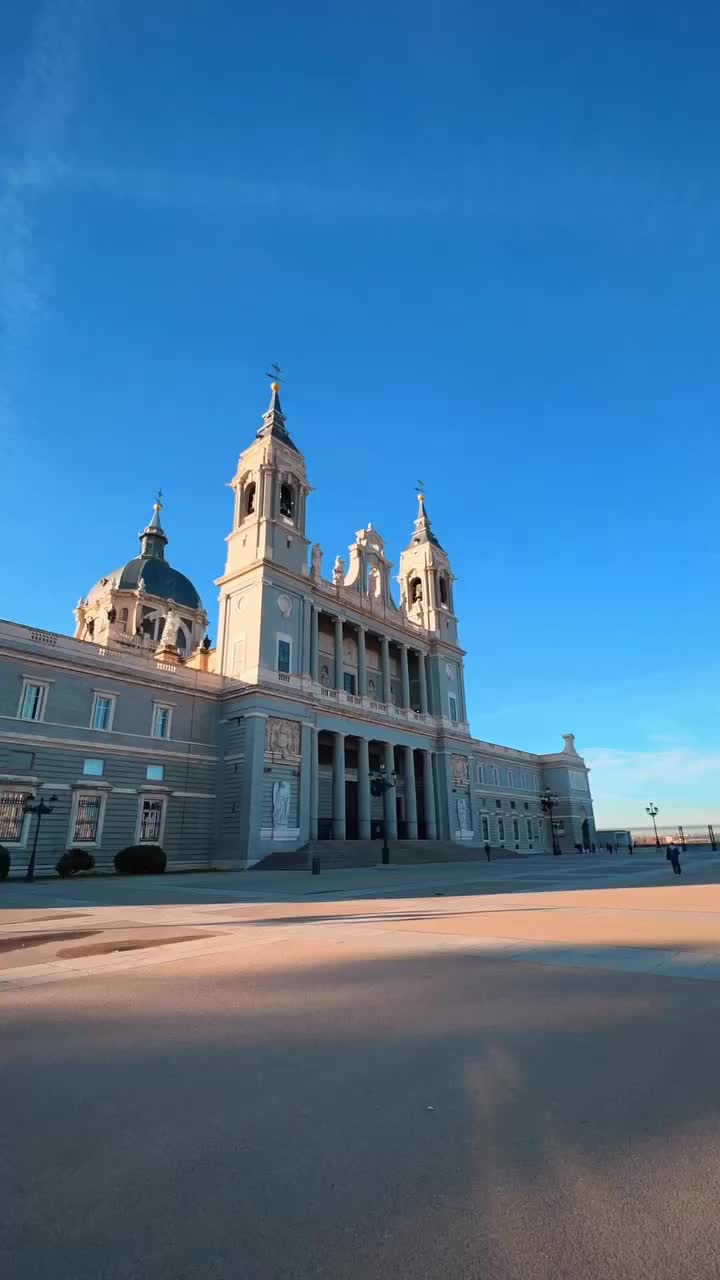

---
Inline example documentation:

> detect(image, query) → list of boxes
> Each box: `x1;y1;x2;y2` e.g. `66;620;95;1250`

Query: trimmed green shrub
0;846;10;881
56;849;95;878
114;844;167;875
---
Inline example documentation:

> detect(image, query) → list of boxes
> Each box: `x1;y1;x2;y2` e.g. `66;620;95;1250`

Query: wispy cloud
42;136;720;252
0;0;98;427
584;745;720;827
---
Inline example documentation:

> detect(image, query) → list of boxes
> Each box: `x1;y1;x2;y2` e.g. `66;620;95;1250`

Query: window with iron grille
73;793;102;844
139;797;164;843
0;792;26;843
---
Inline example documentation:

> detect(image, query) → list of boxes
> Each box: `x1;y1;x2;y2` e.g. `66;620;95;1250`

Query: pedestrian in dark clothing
666;843;682;876
484;842;491;862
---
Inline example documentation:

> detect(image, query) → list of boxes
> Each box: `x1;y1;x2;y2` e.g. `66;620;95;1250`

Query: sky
2;0;720;830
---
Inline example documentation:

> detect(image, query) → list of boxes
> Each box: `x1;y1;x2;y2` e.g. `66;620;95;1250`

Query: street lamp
369;763;397;865
646;802;660;848
540;789;561;856
22;794;58;882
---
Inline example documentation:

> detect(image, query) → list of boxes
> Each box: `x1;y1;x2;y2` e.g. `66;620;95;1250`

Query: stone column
423;654;432;715
357;626;367;697
418;652;429;714
403;745;418;839
421;749;437;840
383;741;398;839
311;606;319;683
309;726;319;841
357;736;371;840
333;732;346;839
334;616;344;691
240;713;267;867
400;644;410;709
381;635;391;705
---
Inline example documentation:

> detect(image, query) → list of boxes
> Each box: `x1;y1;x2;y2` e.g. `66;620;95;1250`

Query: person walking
666;842;682;876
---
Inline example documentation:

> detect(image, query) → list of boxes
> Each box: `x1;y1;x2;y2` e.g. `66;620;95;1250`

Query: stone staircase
251;840;527;872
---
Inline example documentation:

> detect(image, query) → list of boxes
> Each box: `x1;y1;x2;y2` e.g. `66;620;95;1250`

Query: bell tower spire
215;375;312;677
398;491;457;641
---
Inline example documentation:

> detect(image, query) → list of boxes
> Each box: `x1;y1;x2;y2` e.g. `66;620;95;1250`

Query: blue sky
2;0;720;829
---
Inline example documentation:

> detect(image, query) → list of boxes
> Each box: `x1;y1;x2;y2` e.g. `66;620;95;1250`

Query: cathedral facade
0;383;596;872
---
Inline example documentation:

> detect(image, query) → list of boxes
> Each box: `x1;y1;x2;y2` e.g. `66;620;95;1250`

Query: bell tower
398;493;458;644
222;381;311;578
216;380;312;678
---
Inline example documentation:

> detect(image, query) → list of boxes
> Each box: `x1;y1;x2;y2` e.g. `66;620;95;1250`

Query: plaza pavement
3;851;720;1278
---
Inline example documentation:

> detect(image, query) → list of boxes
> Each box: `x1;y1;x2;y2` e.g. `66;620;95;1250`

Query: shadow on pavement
3;944;720;1279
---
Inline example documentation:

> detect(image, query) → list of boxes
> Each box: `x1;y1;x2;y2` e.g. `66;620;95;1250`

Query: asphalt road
4;860;720;1279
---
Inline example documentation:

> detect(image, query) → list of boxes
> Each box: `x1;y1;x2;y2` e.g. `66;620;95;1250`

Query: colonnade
310;607;429;713
308;729;438;842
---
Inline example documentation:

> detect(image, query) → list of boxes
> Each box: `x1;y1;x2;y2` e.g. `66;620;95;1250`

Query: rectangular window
343;672;356;695
476;763;484;784
72;793;102;844
481;814;490;841
508;770;514;789
152;704;172;739
497;817;505;843
510;800;516;809
495;799;502;808
520;771;528;790
91;694;115;731
512;817;520;843
277;638;291;674
526;818;533;843
19;681;48;722
138;796;166;844
491;766;499;786
146;764;164;782
0;791;27;844
448;694;458;722
83;759;104;777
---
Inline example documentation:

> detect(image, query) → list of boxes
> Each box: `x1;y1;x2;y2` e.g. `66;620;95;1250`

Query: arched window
280;483;295;520
409;576;423;604
176;628;187;653
439;575;449;606
244;482;256;517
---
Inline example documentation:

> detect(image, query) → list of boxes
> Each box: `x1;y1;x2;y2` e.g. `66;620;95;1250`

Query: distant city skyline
3;1;720;828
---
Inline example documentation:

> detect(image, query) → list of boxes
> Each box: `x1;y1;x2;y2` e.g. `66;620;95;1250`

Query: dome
112;557;202;609
85;499;203;613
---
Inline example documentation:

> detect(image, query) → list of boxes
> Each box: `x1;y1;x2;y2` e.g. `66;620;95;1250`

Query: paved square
3;851;720;1278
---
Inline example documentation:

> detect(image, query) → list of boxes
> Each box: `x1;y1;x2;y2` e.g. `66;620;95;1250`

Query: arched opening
439;574;449;607
409;576;423;604
280;483;295;520
176;628;187;654
244;482;256;517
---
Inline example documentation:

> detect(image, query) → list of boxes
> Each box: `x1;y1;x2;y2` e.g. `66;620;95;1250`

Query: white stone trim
0;727;217;763
260;827;300;840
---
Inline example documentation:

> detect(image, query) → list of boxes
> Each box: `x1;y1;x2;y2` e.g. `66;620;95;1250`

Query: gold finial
271;382;280;392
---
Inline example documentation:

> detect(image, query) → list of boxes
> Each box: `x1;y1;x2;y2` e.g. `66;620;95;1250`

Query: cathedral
0;382;596;871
